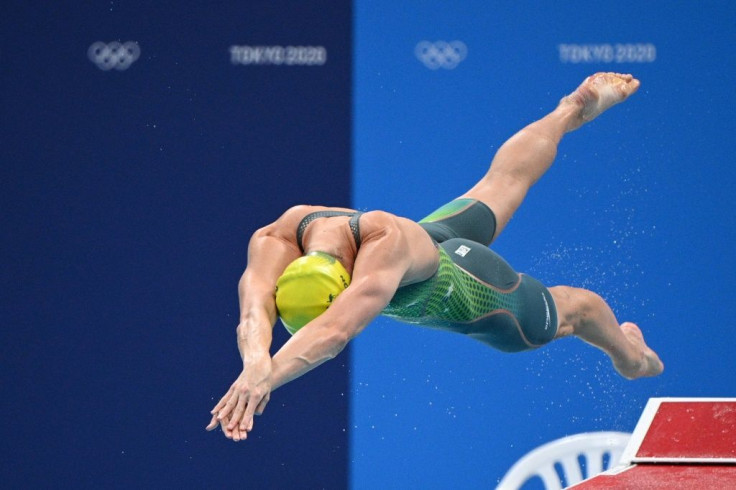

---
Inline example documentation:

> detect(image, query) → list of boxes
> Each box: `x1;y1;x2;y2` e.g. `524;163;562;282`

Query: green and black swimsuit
383;198;558;352
296;199;558;353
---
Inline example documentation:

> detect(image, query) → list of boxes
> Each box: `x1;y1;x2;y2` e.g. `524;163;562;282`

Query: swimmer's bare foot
562;72;641;132
613;322;665;380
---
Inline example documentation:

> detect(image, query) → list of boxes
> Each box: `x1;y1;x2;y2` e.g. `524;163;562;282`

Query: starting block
571;397;736;488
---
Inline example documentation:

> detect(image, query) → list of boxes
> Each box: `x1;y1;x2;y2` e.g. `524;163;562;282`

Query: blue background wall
352;1;736;488
2;1;735;489
3;2;351;488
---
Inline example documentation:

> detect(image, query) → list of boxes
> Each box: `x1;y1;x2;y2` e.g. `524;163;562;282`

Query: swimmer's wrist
243;350;270;366
236;321;272;360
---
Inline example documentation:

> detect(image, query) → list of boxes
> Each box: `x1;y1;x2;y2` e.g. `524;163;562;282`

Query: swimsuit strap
349;212;363;249
296;210;363;252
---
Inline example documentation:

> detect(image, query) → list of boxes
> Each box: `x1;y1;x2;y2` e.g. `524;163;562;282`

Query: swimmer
207;72;664;441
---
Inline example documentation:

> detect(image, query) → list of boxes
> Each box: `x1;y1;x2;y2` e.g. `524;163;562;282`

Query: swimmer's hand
206;354;272;441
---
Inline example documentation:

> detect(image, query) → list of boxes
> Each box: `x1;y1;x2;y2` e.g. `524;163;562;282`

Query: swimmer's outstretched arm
268;269;400;391
268;215;421;391
206;213;302;441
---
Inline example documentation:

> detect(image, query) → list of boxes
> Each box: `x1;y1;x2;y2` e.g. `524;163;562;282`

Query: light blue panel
353;1;736;488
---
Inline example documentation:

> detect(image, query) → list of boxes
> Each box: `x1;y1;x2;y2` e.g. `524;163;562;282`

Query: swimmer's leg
548;285;664;380
461;73;640;241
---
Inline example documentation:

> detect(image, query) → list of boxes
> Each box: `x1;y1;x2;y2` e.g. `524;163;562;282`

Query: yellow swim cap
275;251;351;335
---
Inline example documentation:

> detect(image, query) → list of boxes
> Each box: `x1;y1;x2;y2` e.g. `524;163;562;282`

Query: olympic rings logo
415;41;467;70
88;41;140;71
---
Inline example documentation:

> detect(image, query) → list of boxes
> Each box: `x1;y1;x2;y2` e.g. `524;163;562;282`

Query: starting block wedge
571;397;736;489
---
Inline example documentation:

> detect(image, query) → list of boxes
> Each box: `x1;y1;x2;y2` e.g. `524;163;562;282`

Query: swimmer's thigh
419;198;496;245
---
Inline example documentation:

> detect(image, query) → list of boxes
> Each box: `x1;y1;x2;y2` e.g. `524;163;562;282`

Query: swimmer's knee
549;286;606;336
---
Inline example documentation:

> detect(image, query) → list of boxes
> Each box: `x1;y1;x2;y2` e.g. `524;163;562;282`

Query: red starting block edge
621;397;736;464
570;397;736;489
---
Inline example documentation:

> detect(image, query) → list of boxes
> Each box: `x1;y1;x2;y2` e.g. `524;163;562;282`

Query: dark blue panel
2;2;351;488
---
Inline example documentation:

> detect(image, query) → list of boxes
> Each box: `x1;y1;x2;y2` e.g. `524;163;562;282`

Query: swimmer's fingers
231;423;244;442
240;390;270;431
238;407;255;434
255;394;270;416
214;413;245;442
205;412;220;431
217;389;240;421
222;414;248;442
207;388;236;432
226;394;248;430
209;388;233;417
219;415;234;439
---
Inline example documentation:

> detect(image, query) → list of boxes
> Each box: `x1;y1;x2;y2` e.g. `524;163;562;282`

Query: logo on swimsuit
542;293;551;331
454;245;471;257
415;41;467;70
88;41;140;71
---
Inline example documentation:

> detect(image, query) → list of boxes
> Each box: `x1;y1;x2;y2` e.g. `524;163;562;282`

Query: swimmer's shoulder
358;211;438;283
359;210;431;244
